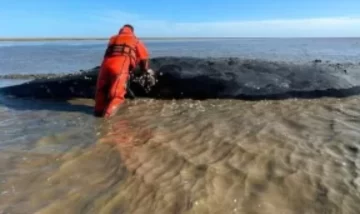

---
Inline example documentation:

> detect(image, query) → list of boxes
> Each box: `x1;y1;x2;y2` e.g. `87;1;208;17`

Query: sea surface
1;38;360;75
1;38;360;214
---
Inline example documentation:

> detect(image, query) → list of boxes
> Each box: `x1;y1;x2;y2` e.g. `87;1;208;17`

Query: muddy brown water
1;95;360;214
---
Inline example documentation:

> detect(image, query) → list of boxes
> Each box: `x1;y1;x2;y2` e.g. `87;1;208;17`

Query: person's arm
135;40;150;73
135;39;156;89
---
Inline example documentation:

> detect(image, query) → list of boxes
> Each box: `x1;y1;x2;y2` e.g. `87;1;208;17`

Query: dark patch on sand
345;145;359;154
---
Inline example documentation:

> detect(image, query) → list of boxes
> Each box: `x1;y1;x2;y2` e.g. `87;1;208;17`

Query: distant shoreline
0;38;107;42
0;37;236;42
0;37;359;42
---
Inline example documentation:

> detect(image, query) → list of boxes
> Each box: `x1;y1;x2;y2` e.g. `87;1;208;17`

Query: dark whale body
1;57;360;101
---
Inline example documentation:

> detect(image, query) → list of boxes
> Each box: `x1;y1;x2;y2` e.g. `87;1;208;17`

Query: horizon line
0;36;359;42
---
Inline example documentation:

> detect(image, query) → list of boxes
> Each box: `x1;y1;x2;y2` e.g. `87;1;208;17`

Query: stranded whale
1;57;360;101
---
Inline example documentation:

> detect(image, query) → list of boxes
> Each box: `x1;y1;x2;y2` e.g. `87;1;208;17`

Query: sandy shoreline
1;95;360;214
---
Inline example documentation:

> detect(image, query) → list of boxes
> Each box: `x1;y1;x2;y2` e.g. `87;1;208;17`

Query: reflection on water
1;96;360;213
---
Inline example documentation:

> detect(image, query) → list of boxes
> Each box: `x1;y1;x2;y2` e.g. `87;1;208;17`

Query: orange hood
119;26;133;35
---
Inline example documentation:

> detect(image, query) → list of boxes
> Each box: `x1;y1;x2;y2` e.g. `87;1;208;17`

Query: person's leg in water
103;63;130;118
94;66;110;117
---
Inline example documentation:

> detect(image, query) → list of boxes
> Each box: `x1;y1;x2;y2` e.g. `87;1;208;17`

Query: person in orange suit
94;24;155;118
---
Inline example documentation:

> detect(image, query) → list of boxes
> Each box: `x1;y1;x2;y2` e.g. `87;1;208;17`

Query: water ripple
1;97;360;213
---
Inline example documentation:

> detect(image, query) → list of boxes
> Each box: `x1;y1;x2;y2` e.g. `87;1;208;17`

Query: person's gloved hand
134;68;156;93
146;68;155;76
145;69;156;87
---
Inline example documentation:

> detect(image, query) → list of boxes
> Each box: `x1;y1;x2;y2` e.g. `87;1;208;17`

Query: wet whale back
0;57;359;100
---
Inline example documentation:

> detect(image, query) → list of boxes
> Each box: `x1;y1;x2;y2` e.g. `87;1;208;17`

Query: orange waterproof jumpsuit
94;26;149;117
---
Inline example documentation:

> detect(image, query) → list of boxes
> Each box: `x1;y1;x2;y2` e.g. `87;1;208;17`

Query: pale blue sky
1;0;360;37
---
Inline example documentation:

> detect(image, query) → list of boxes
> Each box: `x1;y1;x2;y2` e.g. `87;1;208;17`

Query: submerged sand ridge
1;57;360;100
1;97;360;213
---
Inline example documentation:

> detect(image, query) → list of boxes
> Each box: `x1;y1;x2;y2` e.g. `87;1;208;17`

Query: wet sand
1;96;360;214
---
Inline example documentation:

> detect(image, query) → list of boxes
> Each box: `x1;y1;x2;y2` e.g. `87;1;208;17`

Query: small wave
0;41;54;47
0;40;106;48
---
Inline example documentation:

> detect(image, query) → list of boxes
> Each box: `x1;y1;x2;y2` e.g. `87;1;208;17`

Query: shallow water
1;38;360;213
1;96;360;214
